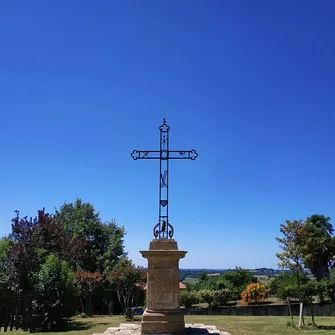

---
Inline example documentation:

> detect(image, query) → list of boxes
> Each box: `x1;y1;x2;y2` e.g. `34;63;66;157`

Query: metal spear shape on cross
131;118;198;239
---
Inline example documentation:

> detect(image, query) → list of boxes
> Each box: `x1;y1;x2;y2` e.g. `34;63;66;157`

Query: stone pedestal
140;239;187;335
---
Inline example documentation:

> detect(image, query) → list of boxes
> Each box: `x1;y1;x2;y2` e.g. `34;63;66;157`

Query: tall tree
276;220;305;271
300;215;335;280
9;210;42;291
55;199;126;272
276;219;305;300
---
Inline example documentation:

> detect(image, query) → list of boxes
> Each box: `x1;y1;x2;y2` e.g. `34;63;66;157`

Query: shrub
180;290;200;308
33;253;77;331
317;279;335;303
198;289;215;306
241;282;269;304
212;289;230;307
222;267;257;296
270;271;308;301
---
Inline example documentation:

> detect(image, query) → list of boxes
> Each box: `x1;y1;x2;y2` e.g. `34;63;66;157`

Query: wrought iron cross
131;118;198;239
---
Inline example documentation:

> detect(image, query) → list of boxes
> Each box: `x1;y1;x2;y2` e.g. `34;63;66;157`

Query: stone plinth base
93;323;231;335
141;309;185;334
140;239;187;334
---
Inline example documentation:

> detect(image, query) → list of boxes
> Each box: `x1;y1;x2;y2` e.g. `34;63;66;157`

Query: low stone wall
183;302;335;317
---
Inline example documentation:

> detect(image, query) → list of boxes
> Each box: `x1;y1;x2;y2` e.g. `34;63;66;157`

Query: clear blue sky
1;1;334;269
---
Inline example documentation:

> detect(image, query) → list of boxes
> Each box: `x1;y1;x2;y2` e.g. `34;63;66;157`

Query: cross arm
131;149;198;160
168;150;198;160
131;150;161;160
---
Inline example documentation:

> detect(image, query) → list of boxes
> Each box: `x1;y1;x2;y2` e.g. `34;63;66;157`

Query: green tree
199;271;208;281
107;258;146;320
222;267;257;294
198;289;215;306
300;215;335;280
276;219;305;300
33;253;77;331
0;237;11;289
9;210;43;291
180;290;200;308
8;209;84;292
55;199;126;272
276;220;305;271
212;289;230;307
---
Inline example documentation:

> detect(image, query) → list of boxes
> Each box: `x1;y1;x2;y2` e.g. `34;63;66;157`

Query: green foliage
300;215;335;280
222;267;257;294
8;209;83;291
185;276;218;291
33;253;77;331
269;271;308;301
185;267;256;304
276;215;335;281
212;289;230;307
0;237;11;289
317;279;335;303
6;203;127;328
180;290;200;308
198;289;215;306
55;198;125;272
276;220;305;272
273;278;335;303
199;271;208;281
107;257;146;320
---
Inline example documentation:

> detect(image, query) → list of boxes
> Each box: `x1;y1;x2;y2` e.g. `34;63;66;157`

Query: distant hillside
180;268;288;281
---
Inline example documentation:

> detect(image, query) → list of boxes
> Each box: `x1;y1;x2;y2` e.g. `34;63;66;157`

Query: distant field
256;275;271;283
183;274;271;285
183;277;199;285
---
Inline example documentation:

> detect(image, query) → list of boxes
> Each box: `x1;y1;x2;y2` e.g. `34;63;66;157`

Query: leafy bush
198;289;215;306
33;253;77;331
241;282;269;304
212;289;230;307
222;267;257;296
269;271;308;301
317;279;335;303
180;290;200;308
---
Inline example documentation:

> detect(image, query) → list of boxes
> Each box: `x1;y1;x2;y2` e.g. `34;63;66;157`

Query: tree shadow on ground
316;325;335;330
46;320;111;332
68;321;111;331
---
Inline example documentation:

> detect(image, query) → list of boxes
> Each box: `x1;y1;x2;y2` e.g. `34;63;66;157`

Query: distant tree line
180;268;287;282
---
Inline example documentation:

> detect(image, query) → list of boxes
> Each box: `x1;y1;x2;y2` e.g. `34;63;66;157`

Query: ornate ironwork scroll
131;118;198;239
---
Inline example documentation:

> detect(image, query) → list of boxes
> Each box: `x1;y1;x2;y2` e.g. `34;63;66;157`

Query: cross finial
163;118;166;124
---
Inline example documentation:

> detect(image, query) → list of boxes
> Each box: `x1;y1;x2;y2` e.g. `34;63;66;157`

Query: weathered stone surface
104;327;122;333
95;323;231;335
140;239;187;334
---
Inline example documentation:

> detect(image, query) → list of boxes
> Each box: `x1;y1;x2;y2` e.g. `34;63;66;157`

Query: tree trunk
79;296;85;314
88;292;92;315
310;302;316;327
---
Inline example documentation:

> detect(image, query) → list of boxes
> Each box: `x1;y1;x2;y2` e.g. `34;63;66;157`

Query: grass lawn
2;315;335;335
